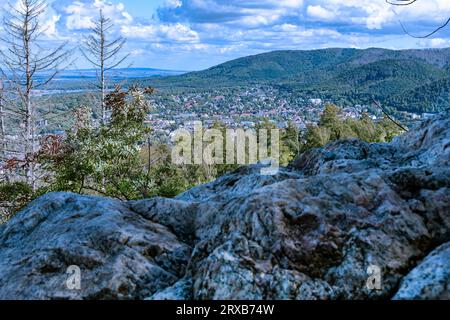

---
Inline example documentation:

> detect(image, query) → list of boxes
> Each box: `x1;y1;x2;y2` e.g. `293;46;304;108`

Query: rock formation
0;112;448;300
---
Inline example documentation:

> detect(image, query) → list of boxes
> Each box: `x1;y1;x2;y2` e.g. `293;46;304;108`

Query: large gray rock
393;242;449;300
0;112;449;300
0;194;191;299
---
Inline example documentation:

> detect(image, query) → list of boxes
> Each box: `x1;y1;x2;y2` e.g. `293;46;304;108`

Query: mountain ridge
144;47;450;113
149;47;450;83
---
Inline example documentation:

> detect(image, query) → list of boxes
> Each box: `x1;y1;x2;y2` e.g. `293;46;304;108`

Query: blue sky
2;0;449;71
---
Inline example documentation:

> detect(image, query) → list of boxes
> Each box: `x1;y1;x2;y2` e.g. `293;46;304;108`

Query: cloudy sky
3;0;450;70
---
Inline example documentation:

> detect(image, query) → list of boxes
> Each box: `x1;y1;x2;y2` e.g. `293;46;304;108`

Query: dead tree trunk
0;0;67;190
0;81;8;182
81;9;129;125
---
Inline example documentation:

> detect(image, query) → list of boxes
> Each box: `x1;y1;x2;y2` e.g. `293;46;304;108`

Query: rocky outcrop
393;242;449;300
0;112;449;300
0;194;191;299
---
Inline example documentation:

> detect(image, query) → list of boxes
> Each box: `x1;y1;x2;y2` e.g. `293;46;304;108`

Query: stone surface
0;112;449;300
0;194;191;299
393;242;449;300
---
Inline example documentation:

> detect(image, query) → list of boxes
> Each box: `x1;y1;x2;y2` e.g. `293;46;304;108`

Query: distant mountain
38;68;186;80
145;48;450;113
53;68;187;80
36;68;187;91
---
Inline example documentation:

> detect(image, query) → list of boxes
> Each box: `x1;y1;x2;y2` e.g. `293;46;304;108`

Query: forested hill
144;48;450;113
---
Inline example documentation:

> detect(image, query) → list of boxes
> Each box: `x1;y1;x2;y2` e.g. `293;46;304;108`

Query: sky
1;0;450;71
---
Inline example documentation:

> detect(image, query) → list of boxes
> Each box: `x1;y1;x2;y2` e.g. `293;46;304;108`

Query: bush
0;182;35;223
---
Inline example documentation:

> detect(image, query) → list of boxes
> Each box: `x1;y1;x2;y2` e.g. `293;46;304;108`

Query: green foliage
255;118;301;166
49;86;154;200
301;124;332;151
301;104;405;152
0;182;41;223
280;121;301;166
179;121;240;185
140;143;192;198
46;86;206;201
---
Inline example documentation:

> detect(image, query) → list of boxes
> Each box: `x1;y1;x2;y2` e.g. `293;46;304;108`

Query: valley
29;48;450;136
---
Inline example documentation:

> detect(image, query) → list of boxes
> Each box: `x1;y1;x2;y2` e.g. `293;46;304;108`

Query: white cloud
130;49;145;56
163;0;183;9
428;38;450;47
313;0;450;30
307;5;336;20
62;0;133;31
42;15;62;38
158;0;306;28
121;23;199;43
270;0;304;8
1;0;445;70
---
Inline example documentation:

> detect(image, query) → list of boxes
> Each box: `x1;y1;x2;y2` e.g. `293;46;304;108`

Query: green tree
281;121;300;166
49;86;153;200
301;124;331;152
378;116;404;142
320;104;354;140
0;181;33;223
300;105;404;153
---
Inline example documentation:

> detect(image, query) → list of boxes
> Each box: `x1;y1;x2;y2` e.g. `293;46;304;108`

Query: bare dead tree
81;9;129;125
387;0;450;38
0;0;68;190
0;80;7;175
